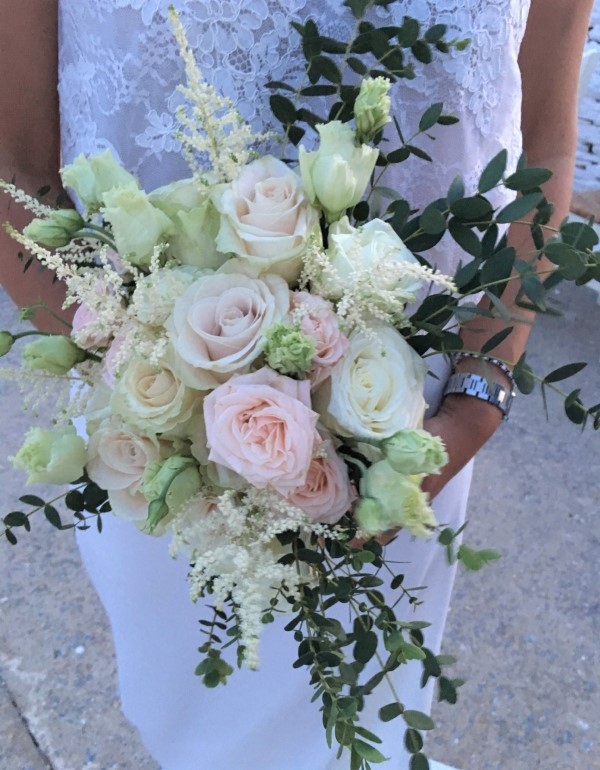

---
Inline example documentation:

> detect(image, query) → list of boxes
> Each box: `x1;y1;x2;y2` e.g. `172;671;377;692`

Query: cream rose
167;270;289;390
319;216;423;300
314;324;427;440
111;354;197;434
203;368;319;497
212;155;318;282
86;422;161;521
287;436;355;524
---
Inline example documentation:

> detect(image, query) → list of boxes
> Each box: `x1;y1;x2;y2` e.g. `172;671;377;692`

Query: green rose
0;331;15;357
23;209;84;248
142;456;202;532
298;121;378;223
382;429;448;476
354;77;392;143
13;425;87;485
61;150;139;212
22;335;86;375
102;186;174;267
264;323;316;378
359;459;437;538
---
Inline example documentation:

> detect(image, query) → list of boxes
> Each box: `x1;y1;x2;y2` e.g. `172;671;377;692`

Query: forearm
424;149;580;496
0;0;72;334
1;169;73;334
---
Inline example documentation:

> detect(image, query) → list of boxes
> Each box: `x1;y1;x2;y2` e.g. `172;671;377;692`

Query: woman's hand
422;393;504;501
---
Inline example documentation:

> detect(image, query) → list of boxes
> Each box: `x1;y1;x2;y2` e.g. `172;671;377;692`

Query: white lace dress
58;2;531;768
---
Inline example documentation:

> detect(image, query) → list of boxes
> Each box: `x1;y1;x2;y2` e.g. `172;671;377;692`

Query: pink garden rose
291;291;348;386
203;367;319;497
167;270;289;390
72;302;111;350
102;334;126;388
287;436;355;524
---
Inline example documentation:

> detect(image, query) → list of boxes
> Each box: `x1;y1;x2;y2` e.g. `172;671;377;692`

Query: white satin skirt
76;353;473;770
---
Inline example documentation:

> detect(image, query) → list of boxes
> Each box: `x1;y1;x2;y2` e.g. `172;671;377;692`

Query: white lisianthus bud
13;425;87;486
382;429;448;476
0;331;15;356
24;209;85;248
102;186;174;268
61;150;139;212
298;121;378;223
354;77;392;143
22;335;86;375
141;455;203;533
359;460;437;538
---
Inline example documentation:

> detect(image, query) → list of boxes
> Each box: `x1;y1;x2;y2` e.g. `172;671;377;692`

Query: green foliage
1;472;108;545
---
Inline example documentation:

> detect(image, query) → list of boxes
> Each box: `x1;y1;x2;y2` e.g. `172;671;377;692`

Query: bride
0;1;593;768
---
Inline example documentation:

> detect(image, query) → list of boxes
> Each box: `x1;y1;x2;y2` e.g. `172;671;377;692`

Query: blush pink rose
72;296;112;351
203;367;319;497
291;291;348;386
102;334;126;388
167;271;289;390
287;437;356;524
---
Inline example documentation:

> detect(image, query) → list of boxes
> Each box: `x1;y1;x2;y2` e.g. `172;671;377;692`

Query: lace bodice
58;0;531;277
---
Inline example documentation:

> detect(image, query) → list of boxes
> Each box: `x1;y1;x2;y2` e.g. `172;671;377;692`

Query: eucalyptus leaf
418;102;444;132
379;702;404;722
403;710;435;731
504;167;552;190
478;150;508;193
544;362;587;384
495;192;543;224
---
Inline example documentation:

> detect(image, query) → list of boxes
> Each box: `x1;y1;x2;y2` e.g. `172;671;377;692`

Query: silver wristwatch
442;371;515;419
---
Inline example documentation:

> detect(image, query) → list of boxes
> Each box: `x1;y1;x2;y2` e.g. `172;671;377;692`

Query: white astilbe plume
170;488;343;670
168;6;270;182
301;238;457;336
0;366;74;418
0;181;55;217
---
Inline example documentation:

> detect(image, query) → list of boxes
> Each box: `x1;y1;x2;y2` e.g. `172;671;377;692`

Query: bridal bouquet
2;2;599;767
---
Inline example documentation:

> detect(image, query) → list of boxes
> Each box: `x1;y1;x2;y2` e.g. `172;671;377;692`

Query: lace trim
58;0;531;278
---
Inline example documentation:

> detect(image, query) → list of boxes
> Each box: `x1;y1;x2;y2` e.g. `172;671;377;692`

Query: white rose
319;216;423;300
102;186;174;267
212;155;319;283
166;270;289;390
314;324;427;440
111;354;197;434
86;422;161;521
299;121;378;223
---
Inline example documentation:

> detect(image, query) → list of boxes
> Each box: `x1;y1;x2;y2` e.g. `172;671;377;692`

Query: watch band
443;371;515;419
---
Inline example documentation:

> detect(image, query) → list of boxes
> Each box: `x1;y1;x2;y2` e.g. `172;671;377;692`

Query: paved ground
0;274;598;770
